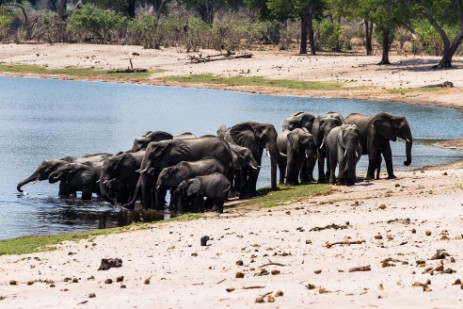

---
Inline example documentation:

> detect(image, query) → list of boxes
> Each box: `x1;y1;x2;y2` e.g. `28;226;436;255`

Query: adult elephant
99;150;145;205
345;112;412;180
311;112;345;183
131;131;173;152
223;122;279;196
277;128;317;185
17;153;112;194
126;137;233;210
48;163;100;200
325;124;362;186
282;112;316;131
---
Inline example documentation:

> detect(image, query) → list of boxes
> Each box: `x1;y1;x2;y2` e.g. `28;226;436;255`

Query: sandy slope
1;44;463;308
1;167;463;308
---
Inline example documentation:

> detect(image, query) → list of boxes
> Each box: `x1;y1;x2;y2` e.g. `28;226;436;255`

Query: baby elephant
174;173;231;214
325;124;362;186
48;163;99;200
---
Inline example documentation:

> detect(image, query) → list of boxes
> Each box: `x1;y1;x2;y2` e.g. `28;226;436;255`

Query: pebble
235;272;245;278
236;260;244;266
314;269;322;274
89;293;96;298
105;279;113;284
255;296;265;303
271;269;281;275
144;279;150;285
425;230;432;236
275;290;284;297
9;280;17;286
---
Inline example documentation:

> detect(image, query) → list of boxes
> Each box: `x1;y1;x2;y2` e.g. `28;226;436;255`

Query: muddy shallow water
1;76;462;239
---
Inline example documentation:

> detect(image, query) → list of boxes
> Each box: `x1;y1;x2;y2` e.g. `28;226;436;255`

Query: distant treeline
0;0;462;68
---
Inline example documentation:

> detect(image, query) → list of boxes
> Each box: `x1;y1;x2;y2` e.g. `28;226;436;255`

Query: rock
116;276;124;282
275;290;284;297
236;260;244;266
200;236;210;246
411;228;416;234
226;287;235;293
267;295;275;303
305;240;312;244
104;279;112;284
271;269;281;275
425;230;432;236
9;280;17;286
306;284;316;290
431;249;450;260
191;252;198;257
144;279;150;285
314;269;322;274
235;272;245;279
98;258;122;271
379;204;387;210
89;293;96;298
255;296;265;303
375;233;383;240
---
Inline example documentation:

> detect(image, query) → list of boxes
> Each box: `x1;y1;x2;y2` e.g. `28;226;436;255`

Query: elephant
277;128;317;186
282;112;316;132
131;130;174;152
48;163;100;200
221;122;279;197
99;150;146;205
345;112;412;180
125;137;233;210
175;132;197;140
228;144;260;198
173;173;231;214
325;124;362;186
17;153;112;194
155;158;226;209
311;112;345;183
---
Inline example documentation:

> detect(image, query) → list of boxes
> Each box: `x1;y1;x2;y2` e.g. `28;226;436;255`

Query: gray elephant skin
345;112;412;180
277;128;317;185
48;163;100;200
325;124;362;186
131;130;174;152
99;150;146;205
17;153;111;195
228;144;259;198
282;112;316;131
311;112;345;183
156;158;226;209
126;137;233;210
224;121;279;197
174;173;231;214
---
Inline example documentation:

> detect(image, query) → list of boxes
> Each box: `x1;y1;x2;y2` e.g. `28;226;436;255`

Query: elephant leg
193;195;204;213
81;186;93;200
299;157;309;183
338;158;346;185
278;156;286;184
293;157;303;185
381;142;396;179
215;198;224;214
328;153;337;184
247;170;259;197
367;141;381;180
58;181;71;196
317;152;327;183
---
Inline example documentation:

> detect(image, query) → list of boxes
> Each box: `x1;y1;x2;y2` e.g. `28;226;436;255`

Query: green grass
388;86;444;94
0;184;329;255
242;183;332;209
0;64;156;79
163;74;363;91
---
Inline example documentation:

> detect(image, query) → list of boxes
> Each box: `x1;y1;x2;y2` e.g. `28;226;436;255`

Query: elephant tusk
305;153;308;159
136;168;147;173
355;151;359;159
266;150;270;158
279;152;287;157
405;138;411;143
96;179;100;183
319;142;324;149
250;165;259;170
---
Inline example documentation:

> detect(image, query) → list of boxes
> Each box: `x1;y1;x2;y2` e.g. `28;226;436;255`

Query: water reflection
1;76;462;239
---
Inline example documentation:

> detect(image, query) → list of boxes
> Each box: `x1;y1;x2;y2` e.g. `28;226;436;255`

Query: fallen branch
324;240;365;248
348;265;371;272
259;260;287;268
242;285;266;290
189;53;253;64
310;222;350;232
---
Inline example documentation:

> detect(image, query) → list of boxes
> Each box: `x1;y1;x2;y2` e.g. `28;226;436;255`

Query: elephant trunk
17;174;39;192
266;142;279;190
404;137;412;166
99;176;115;205
123;177;140;209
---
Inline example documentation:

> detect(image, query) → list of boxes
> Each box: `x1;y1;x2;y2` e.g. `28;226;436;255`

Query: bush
42;12;68;44
316;19;344;52
67;4;127;43
185;18;210;52
0;14;12;42
128;13;161;49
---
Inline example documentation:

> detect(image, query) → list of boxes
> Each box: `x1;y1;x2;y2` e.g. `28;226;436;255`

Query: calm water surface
1;76;462;239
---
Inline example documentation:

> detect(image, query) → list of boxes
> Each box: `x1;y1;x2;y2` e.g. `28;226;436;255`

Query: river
1;76;462;239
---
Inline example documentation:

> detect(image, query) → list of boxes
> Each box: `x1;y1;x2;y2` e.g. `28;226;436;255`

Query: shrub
316;19;344;52
128;12;161;49
0;14;12;42
67;4;127;43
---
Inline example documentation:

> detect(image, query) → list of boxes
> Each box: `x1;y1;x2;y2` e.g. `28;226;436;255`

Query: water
1;76;462;239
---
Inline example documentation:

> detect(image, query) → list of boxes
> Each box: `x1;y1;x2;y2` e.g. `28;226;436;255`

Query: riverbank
2;43;463;308
2;165;463;307
1;43;463;110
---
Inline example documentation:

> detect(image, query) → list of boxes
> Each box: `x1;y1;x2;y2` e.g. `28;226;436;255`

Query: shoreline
2;44;463;307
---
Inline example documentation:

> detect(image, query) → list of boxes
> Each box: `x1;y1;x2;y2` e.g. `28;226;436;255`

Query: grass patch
242;183;332;209
163;74;361;91
388;86;444;94
0;64;156;79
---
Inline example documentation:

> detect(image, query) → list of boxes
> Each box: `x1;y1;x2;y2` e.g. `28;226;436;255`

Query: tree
417;0;463;68
267;0;325;55
181;0;242;26
326;0;374;55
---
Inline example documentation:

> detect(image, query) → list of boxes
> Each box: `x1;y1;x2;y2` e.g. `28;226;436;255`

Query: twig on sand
324;240;365;248
348;265;371;272
243;285;266;290
259;260;287;268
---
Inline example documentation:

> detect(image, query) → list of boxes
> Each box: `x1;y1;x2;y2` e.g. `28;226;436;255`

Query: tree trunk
299;13;308;54
378;29;391;65
364;18;373;56
155;0;167;19
199;0;214;26
58;0;67;20
307;11;316;55
126;0;136;19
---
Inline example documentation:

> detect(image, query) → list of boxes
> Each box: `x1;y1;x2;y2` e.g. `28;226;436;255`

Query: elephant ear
229;123;259;155
216;125;228;139
186;179;201;196
149;131;174;142
300;113;315;131
287;131;301;153
372;116;395;141
176;165;190;182
172;139;192;157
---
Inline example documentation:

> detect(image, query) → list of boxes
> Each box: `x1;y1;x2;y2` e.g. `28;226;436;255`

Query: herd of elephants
16;111;413;214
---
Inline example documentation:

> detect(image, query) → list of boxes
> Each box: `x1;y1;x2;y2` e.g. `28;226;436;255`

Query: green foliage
0;14;12;42
186;17;211;51
316;19;344;51
42;11;67;44
67;4;127;43
128;12;161;48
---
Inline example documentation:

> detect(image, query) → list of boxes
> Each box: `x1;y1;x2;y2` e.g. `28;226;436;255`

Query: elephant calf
173;173;231;214
49;163;99;200
277;128;317;186
325;124;362;186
